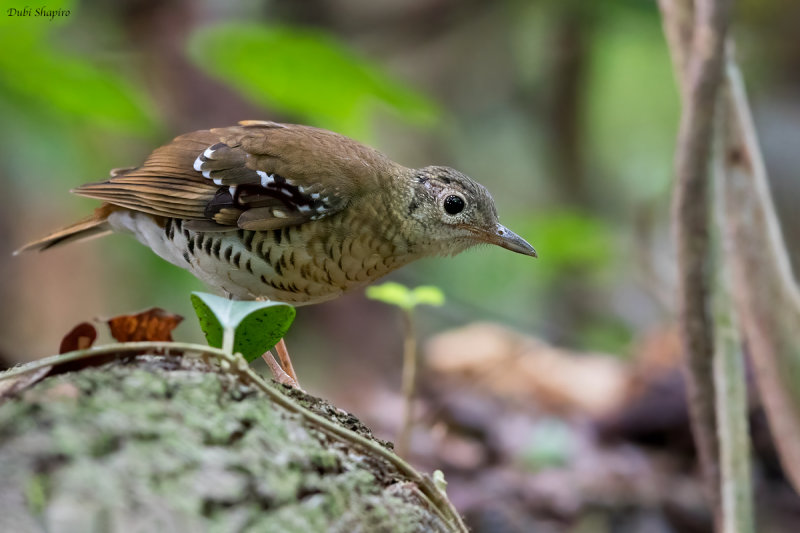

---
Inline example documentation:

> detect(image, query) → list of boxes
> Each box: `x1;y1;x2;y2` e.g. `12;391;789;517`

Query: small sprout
366;282;445;311
366;282;446;457
190;292;296;363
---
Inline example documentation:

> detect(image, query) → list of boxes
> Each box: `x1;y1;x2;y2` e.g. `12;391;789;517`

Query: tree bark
0;354;463;533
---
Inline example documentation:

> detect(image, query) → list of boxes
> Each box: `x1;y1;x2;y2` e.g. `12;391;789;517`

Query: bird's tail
14;204;117;255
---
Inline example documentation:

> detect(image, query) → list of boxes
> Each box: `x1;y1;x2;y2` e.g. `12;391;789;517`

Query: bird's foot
261;338;302;390
274;338;300;385
261;350;301;389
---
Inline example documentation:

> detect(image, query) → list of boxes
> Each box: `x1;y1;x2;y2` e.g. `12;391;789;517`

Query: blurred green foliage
578;317;634;356
518;418;574;472
187;23;440;139
0;0;156;134
521;210;616;282
587;8;679;201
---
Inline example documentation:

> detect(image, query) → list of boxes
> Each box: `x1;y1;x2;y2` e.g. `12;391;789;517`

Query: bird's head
402;166;537;258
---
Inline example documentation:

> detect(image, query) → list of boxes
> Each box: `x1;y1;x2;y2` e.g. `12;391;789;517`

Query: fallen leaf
425;322;629;418
59;322;98;354
106;308;183;343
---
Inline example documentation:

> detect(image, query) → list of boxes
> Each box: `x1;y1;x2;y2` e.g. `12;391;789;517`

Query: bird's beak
489;223;537;257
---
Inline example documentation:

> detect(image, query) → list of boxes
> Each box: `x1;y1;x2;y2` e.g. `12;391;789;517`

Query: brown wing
72;121;397;231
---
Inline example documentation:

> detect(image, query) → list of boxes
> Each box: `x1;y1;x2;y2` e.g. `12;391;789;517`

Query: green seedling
191;292;295;363
366;282;445;457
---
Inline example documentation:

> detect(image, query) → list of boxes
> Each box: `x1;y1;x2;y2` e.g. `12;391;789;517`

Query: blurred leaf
522;210;616;277
105;308;183;343
190;292;295;362
59;322;97;354
366;282;445;311
186;23;439;138
578;318;633;356
366;283;414;310
24;476;47;517
0;0;157;134
411;286;446;307
518;418;574;472
587;10;679;201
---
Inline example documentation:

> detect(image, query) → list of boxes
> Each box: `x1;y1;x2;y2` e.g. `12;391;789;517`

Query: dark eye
443;195;465;215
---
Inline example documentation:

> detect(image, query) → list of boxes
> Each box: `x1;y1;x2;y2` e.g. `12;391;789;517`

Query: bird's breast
151;210;418;304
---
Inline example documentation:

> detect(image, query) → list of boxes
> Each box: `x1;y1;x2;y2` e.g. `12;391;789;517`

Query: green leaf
190;292;296;363
186;23;439;138
366;282;445;311
191;293;226;350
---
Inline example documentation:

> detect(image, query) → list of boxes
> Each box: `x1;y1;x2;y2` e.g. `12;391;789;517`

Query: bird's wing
72;121;394;231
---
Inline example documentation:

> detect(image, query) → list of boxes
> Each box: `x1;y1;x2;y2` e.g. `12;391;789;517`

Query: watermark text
7;6;71;21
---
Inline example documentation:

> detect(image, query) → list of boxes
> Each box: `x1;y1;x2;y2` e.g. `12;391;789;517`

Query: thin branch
664;0;733;528
0;341;230;380
712;89;755;533
658;0;696;93
232;353;468;532
720;58;800;493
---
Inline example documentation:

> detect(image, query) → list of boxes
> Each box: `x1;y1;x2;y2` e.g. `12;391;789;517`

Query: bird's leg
251;296;302;389
274;339;300;388
261;350;299;388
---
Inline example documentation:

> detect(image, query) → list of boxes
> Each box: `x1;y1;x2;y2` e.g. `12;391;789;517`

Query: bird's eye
443;195;465;215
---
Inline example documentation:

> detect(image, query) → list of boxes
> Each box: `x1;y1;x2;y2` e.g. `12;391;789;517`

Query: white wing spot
213;178;223;185
310;192;320;199
203;147;215;159
257;170;274;187
297;186;305;193
193;156;203;172
202;170;212;179
273;209;287;218
298;205;311;213
229;186;237;196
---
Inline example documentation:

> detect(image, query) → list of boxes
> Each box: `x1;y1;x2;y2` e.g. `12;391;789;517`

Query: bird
17;120;537;385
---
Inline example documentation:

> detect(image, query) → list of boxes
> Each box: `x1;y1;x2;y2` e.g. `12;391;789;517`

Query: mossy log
0;353;461;532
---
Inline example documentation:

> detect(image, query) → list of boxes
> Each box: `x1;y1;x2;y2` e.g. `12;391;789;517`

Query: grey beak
493;224;537;257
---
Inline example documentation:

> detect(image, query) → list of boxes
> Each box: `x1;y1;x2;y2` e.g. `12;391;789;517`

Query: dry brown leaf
425;322;629;417
59;322;98;354
106;307;183;343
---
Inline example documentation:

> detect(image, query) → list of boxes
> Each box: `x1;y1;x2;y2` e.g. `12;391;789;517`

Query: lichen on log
0;354;455;533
